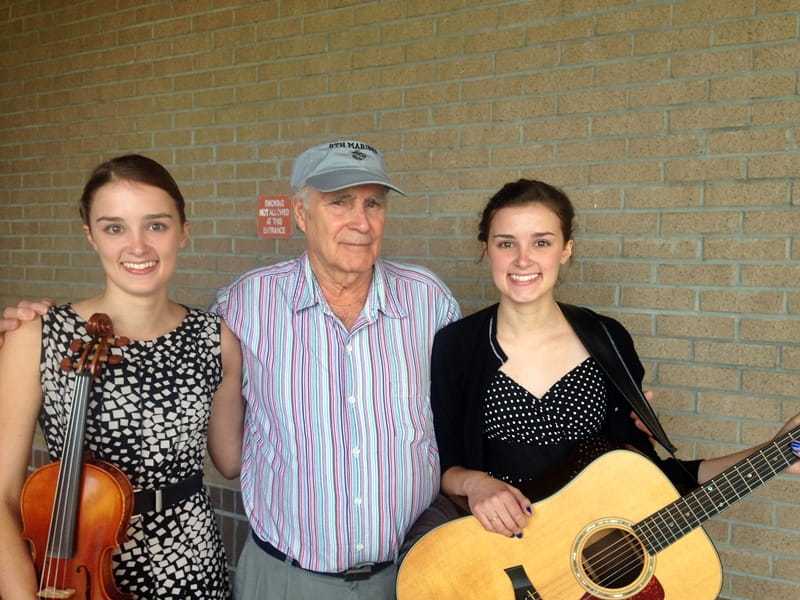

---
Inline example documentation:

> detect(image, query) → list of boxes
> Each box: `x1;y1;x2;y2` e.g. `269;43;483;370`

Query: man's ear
292;196;307;234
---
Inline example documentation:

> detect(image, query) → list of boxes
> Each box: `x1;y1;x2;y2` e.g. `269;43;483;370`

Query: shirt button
347;395;356;404
356;543;364;551
352;447;360;457
346;344;353;353
354;497;362;505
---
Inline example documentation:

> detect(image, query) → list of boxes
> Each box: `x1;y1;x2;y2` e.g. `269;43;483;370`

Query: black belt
250;530;395;582
133;471;204;515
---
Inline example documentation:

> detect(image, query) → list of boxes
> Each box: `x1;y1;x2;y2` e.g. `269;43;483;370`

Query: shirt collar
294;252;406;319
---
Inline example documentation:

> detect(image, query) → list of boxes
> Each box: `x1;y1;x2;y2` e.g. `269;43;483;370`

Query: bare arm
0;318;45;599
441;465;531;538
0;299;53;350
206;320;245;479
697;412;800;483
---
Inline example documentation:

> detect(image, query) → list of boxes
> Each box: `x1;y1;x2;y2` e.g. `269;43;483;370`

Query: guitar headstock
60;313;129;377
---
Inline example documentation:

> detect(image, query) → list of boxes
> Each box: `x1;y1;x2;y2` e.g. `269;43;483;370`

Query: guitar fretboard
634;425;800;554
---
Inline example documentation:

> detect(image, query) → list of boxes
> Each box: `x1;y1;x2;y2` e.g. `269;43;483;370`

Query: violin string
40;372;90;594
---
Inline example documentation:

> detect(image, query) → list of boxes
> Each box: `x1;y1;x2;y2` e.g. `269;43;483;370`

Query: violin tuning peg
69;339;83;352
107;355;123;365
60;357;73;372
116;336;130;347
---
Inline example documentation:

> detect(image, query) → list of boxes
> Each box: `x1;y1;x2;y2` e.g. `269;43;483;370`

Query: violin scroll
59;313;129;377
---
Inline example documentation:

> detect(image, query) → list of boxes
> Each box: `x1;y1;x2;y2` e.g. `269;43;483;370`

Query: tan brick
622;286;697;311
406;36;461;62
433;102;491;126
524;117;589;141
625;184;702;208
582;262;651;284
706;181;789;206
661;210;740;234
589;161;662;185
698;392;781;420
636;335;693;360
592;111;665;136
670;104;750;132
659;263;735;286
657;314;735;338
666;157;744;182
717;15;797;46
402;129;459;153
561;35;634;64
634;26;712;55
437;7;497;35
718;546;772;578
495;46;559;74
712;73;795;102
741;317;800;343
701;290;784;315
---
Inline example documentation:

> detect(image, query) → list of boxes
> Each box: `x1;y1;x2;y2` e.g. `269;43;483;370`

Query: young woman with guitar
0;155;244;599
405;178;800;599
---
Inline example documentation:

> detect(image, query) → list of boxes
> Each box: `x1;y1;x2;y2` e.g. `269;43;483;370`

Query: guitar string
541;435;799;595
528;436;800;589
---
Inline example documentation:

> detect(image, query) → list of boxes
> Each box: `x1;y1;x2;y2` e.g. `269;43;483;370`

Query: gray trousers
233;536;398;600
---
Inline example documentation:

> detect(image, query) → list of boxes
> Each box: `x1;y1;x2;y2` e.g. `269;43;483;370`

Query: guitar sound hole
581;527;645;590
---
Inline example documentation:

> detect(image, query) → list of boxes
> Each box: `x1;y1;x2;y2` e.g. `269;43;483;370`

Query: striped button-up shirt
213;253;461;572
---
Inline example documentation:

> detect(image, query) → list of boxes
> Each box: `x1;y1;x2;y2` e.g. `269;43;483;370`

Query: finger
0;317;21;334
478;511;502;533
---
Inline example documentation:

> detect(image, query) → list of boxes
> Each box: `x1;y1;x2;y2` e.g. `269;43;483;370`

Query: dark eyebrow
94;213;175;222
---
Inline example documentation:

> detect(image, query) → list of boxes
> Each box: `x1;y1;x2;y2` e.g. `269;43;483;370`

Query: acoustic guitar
397;425;800;600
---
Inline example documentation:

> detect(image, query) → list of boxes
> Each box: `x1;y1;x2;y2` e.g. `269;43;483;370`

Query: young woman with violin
0;155;244;599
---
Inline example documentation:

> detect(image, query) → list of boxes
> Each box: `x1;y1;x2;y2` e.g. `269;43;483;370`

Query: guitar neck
636;424;800;553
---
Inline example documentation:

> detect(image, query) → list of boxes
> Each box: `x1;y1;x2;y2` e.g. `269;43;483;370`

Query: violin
20;313;134;600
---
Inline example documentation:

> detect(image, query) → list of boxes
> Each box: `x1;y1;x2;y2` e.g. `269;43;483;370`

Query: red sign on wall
258;195;292;239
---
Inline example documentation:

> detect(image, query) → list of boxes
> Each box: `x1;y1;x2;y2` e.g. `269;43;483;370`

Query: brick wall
2;1;800;598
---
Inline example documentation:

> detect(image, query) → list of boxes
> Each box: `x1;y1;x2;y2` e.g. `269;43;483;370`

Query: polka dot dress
38;304;230;599
483;357;610;483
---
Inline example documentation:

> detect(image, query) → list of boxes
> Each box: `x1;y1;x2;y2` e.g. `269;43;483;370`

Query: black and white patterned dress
39;304;230;599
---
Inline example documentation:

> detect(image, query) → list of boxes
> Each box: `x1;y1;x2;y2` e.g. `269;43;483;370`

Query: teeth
510;273;539;281
123;261;157;270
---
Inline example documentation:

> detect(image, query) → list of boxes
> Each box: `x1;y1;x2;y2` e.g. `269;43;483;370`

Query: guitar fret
637;425;800;554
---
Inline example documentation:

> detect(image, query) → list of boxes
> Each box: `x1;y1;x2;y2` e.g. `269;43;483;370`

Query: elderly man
1;140;461;599
212;140;461;598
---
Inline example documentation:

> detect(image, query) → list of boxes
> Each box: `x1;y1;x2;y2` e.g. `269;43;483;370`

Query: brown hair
79;154;186;226
478;178;575;245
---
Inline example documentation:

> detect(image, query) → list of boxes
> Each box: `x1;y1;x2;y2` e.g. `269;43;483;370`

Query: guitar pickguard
580;576;664;600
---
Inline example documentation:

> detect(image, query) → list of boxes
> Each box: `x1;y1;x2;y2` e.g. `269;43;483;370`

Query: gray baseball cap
290;140;406;196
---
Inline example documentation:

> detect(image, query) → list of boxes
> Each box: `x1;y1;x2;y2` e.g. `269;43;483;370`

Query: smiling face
484;202;573;307
293;183;387;284
83;179;188;299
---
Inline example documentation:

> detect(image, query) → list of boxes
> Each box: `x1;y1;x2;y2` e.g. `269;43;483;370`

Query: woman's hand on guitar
0;299;53;349
461;471;532;538
776;412;800;474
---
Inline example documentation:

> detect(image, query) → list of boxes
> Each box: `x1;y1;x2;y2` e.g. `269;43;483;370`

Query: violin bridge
37;588;76;599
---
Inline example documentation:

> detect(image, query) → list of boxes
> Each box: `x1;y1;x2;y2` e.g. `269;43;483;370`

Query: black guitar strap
560;303;678;455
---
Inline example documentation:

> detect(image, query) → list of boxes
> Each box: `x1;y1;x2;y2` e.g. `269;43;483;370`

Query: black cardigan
430;302;700;497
